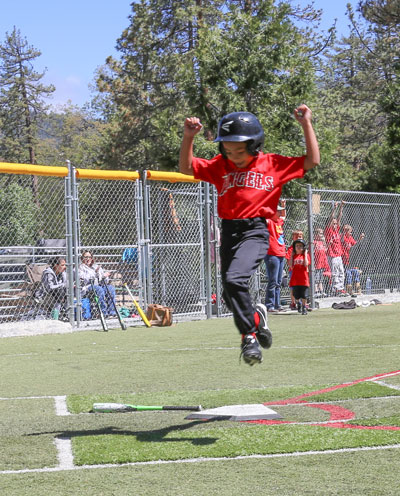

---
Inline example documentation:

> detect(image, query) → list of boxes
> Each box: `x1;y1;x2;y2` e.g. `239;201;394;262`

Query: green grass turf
0;303;399;495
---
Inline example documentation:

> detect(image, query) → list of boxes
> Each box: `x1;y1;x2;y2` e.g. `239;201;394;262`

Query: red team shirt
314;239;330;270
267;218;286;256
341;233;357;266
192;152;305;219
324;226;343;257
289;253;311;287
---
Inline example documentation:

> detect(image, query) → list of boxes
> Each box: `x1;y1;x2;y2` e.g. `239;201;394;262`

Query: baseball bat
123;283;151;327
90;280;108;332
93;403;202;413
102;281;127;331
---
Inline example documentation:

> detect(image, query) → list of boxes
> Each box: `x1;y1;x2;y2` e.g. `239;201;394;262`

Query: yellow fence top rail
0;162;197;182
145;170;199;183
0;162;68;177
75;169;139;181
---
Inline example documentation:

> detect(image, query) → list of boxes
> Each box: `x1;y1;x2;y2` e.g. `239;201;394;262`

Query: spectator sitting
36;256;67;319
79;250;117;319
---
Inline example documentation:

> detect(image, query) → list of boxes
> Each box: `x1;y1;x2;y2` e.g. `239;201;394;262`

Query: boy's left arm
294;105;320;171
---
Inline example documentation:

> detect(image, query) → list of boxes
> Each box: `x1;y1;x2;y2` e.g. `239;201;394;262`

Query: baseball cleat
255;303;272;349
240;333;263;366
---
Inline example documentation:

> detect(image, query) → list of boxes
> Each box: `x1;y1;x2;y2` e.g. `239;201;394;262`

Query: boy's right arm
179;117;203;175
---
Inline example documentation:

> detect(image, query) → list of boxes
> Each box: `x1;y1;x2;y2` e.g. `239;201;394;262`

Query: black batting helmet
214;111;265;156
292;239;307;249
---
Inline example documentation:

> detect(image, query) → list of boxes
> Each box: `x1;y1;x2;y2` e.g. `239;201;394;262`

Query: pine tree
96;0;323;174
0;28;55;204
0;28;55;164
358;0;400;191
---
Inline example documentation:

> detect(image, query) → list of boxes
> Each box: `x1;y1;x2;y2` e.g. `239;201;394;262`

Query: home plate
185;404;282;421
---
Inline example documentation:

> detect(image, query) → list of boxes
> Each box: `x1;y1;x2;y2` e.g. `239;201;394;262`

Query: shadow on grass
25;419;221;446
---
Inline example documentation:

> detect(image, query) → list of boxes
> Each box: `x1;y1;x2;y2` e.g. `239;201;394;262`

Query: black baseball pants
220;217;269;335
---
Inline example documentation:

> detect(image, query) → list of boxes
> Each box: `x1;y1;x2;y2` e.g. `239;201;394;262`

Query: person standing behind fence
264;199;286;313
79;251;117;319
285;229;304;310
37;256;67;319
313;228;330;297
179;105;320;366
341;224;365;296
289;239;310;315
324;201;346;296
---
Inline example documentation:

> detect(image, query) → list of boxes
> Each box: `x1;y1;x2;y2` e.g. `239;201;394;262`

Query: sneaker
240;333;263;366
302;306;308;315
255;303;272;349
297;302;302;313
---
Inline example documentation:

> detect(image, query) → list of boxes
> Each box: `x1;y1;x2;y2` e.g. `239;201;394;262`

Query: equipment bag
332;299;357;310
146;304;173;326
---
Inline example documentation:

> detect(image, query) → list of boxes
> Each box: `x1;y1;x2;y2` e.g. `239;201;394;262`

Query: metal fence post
65;161;75;326
71;165;81;327
203;183;212;318
142;172;152;307
307;184;315;310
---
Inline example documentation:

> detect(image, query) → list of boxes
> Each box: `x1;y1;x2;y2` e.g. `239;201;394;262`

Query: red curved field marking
250;370;400;430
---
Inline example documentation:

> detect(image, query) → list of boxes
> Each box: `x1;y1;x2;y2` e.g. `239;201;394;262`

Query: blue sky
0;0;358;108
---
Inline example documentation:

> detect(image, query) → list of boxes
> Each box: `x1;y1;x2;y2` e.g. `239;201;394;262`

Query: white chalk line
2;378;400;476
2;342;399;359
369;380;400;391
2;443;400;475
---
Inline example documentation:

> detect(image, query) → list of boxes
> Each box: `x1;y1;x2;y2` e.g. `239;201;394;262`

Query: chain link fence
0;162;399;328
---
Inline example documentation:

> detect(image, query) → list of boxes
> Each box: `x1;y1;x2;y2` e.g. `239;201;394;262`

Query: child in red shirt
313;228;330;297
341;224;365;294
289;239;310;315
179;106;319;365
285;229;304;309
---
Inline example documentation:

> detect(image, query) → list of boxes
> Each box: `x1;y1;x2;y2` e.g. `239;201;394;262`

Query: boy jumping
179;106;319;365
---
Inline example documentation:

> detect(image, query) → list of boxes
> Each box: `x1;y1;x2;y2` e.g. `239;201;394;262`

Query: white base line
370;380;400;391
1;444;400;475
54;395;70;416
54;437;74;470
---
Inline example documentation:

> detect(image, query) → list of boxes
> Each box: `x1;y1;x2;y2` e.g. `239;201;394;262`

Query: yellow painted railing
0;162;198;183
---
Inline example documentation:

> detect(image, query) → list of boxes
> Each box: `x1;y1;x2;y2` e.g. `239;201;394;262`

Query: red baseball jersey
192;152;305;220
289;253;310;287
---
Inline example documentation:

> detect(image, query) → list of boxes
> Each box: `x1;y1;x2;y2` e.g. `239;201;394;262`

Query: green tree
357;0;400;192
313;27;385;191
96;0;324;178
36;103;108;168
0;183;38;245
0;27;55;205
0;28;55;164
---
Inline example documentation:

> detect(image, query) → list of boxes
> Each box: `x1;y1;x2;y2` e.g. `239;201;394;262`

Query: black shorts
292;285;308;300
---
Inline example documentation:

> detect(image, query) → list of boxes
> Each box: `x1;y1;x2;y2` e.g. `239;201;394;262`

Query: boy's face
294;243;304;253
222;142;254;168
293;232;303;240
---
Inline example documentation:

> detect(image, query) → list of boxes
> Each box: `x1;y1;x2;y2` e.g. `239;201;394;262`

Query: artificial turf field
1;303;400;495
